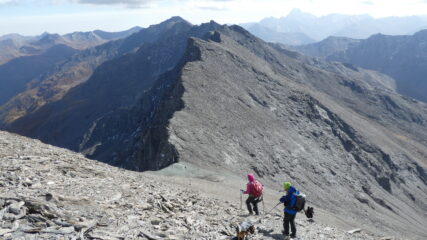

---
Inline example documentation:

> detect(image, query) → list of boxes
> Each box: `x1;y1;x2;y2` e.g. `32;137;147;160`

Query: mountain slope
131;26;426;238
292;36;361;58
0;18;186;126
243;23;315;45
1;130;390;239
0;36;36;65
296;29;427;103
0;45;77;106
8;20;222;170
6;22;427;239
150;27;427;239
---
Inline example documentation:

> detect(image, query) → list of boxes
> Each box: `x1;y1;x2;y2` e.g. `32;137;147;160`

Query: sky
1;0;427;36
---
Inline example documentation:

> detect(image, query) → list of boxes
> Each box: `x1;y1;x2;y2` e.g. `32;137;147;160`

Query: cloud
185;0;232;11
0;0;19;5
74;0;159;8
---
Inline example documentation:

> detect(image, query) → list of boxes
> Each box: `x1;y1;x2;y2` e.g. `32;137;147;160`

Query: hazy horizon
1;0;427;36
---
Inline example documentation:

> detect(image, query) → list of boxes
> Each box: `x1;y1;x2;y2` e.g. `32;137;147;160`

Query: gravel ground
0;131;395;240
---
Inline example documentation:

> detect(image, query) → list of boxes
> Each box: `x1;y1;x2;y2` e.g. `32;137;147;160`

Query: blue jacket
279;186;298;215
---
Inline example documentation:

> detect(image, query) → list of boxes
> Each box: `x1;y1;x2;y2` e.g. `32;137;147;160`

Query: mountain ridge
295;29;427;103
139;27;427;238
2;18;427;239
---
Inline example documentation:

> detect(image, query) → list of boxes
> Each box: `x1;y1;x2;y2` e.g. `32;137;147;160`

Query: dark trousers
246;196;260;215
283;212;296;236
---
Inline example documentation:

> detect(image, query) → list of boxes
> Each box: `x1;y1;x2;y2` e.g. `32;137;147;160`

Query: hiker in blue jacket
279;182;298;239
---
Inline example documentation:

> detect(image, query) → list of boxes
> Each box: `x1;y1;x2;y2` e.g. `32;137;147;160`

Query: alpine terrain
1;18;427;239
0;27;141;65
294;29;427;103
0;20;175;125
1;130;390;239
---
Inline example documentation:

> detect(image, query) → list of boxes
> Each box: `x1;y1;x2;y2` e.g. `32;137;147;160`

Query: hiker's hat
283;182;291;190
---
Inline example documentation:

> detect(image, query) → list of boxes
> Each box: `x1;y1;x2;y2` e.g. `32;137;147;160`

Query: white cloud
185;0;230;11
75;0;159;8
0;0;19;5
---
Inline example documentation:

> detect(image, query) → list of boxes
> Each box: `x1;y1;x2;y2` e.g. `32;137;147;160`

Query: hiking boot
290;234;297;238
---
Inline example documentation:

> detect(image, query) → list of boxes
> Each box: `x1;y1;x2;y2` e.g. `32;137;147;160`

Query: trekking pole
265;202;281;216
240;192;242;210
262;195;265;214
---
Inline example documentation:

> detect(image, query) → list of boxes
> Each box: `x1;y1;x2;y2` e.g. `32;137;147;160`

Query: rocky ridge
3;20;427;239
133;26;427;238
1;131;393;239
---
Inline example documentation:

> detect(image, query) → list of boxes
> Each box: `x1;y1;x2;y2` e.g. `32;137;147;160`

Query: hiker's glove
240;189;244;193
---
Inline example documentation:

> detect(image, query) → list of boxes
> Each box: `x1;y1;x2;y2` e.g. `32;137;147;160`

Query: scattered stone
140;231;160;240
324;227;333;231
141;202;152;210
347;228;362;234
150;218;161;226
9;201;25;214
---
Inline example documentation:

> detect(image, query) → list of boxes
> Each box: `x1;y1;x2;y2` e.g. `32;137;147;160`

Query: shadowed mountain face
0;45;77;105
0;27;144;124
4;20;427;239
8;19;222;170
242;9;427;43
0;19;183;126
295;30;427;103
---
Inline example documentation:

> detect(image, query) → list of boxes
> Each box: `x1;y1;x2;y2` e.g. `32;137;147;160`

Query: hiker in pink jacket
241;173;263;215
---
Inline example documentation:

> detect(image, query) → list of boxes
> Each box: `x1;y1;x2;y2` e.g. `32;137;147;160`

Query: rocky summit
1;131;394;239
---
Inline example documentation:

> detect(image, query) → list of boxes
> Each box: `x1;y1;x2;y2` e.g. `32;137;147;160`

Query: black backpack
305;206;314;218
293;193;306;212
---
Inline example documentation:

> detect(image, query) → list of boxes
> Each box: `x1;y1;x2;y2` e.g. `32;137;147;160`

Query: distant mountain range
242;9;427;45
294;29;427;103
0;27;141;65
0;25;148;124
242;23;316;45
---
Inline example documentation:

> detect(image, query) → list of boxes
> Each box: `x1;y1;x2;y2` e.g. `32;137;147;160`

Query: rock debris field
1;131;396;239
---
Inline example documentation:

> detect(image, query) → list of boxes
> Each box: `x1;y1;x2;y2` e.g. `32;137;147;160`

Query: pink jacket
244;174;257;196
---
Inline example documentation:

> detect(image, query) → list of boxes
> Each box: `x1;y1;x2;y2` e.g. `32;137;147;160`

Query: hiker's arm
280;195;290;206
243;183;250;194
